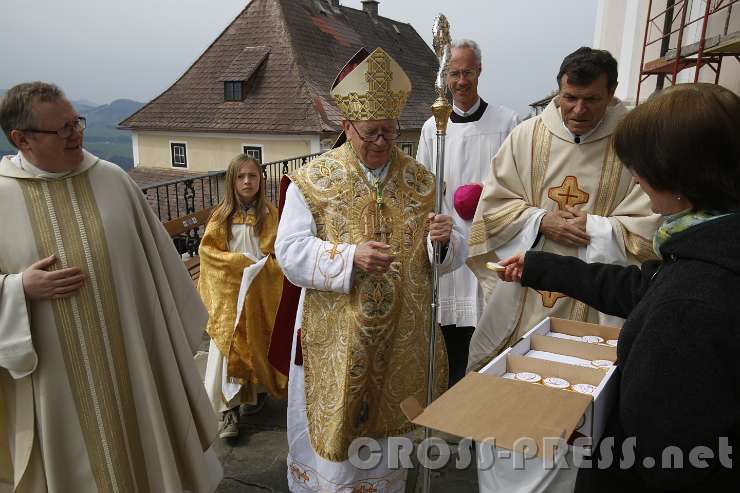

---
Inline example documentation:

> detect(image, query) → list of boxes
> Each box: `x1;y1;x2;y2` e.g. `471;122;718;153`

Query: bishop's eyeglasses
349;120;401;143
20;116;87;139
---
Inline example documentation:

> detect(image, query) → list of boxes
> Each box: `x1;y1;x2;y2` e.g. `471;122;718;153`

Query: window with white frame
243;145;263;164
399;142;414;156
171;142;187;168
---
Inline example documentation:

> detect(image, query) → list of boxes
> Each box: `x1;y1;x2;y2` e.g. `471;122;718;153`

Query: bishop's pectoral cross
363;181;390;243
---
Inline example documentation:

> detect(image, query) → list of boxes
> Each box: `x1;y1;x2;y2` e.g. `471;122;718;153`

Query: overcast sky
1;0;596;117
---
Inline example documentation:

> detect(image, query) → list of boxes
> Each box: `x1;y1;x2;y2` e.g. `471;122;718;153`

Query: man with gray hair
417;38;519;387
0;82;221;492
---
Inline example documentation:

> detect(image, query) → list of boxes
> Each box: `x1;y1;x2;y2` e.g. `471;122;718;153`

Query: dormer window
224;81;244;101
220;46;269;103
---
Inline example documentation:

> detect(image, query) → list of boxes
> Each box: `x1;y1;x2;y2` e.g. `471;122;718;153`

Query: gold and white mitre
330;47;412;120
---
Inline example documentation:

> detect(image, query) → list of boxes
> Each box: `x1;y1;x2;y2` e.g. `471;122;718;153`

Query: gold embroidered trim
531;118;551;207
312;242;348;290
593;136;623;216
332;50;409;120
570;300;589;322
21;175;147;493
71;177;148;493
468;201;529;246
624;229;658;263
287;456;405;492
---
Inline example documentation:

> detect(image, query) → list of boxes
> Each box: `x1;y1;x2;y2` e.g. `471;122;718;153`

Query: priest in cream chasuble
275;48;466;493
466;58;661;372
0;83;219;493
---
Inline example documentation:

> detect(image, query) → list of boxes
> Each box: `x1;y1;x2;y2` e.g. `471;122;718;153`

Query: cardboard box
401;318;620;457
533;316;620;347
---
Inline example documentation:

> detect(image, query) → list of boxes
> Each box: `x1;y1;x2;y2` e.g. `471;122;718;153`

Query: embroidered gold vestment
198;205;287;400
289;143;447;461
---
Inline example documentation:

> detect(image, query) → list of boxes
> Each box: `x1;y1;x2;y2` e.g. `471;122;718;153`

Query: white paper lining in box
547;332;583;342
479;317;619;445
538;317;620;346
548;331;617;348
526;349;595;368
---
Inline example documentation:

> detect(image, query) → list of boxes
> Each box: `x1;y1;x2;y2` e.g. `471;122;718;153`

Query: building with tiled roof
120;0;439;172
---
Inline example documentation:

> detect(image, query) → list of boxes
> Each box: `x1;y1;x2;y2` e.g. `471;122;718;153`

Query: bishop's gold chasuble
289;142;447;461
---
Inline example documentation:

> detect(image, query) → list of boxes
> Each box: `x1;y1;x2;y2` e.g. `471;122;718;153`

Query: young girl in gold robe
199;155;287;439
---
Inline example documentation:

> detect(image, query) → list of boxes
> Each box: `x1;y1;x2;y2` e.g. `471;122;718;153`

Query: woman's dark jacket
521;212;740;492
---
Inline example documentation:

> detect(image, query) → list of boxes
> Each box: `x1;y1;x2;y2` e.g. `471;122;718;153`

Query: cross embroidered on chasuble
537;289;566;308
548;175;589;210
539;176;589;306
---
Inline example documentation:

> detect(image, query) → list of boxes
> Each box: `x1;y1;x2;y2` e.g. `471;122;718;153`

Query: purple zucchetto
453;183;483;220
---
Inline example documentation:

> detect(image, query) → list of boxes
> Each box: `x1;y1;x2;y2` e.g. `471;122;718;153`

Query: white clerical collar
561;108;608;144
360;160;390;184
12;152;72;178
453;97;481;117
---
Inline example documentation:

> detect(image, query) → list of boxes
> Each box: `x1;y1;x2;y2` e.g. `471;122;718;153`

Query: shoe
219;409;239;439
240;393;267;416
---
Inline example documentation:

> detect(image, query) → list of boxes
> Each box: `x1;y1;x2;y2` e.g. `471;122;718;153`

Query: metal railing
140;152;321;222
262;152;321;205
141;171;222;222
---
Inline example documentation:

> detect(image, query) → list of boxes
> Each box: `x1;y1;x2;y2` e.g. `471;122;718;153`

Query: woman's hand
498;252;526;283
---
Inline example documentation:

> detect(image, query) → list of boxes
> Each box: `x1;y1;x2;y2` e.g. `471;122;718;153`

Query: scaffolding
636;0;740;103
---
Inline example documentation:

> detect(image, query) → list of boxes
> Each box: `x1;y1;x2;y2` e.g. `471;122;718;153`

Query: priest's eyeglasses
448;69;478;81
349;120;401;143
21;116;86;139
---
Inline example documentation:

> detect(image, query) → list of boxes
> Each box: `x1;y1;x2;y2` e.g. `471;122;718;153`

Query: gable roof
120;0;439;134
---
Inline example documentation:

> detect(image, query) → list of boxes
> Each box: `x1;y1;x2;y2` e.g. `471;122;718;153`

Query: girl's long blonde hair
210;154;270;242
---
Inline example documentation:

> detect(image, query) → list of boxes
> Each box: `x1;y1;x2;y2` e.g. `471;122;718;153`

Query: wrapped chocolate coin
581;335;605;344
515;372;541;383
591;359;613;369
543;377;570;389
571;383;597;395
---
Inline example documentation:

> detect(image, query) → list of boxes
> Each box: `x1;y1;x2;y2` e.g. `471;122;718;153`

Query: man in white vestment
0;82;221;493
467;47;661;372
466;48;661;493
275;48;467;493
417;39;519;386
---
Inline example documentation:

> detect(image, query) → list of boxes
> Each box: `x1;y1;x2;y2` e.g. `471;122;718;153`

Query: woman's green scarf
653;209;729;257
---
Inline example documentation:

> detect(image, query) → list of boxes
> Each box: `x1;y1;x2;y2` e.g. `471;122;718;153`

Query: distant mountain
84;99;144;126
0;94;145;171
79;99;144;171
73;101;98;114
75;98;99;108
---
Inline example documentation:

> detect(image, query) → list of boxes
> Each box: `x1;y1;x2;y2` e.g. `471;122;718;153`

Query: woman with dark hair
499;83;740;491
